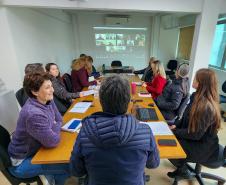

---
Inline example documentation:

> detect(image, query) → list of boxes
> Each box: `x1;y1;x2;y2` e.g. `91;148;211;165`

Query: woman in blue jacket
70;75;160;185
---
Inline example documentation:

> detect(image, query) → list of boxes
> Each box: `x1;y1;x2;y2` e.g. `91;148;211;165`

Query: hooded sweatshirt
70;112;160;185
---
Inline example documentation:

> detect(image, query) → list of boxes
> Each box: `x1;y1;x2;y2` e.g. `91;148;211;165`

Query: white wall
5;8;76;78
72;12;153;70
0;7;21;92
1;0;204;13
157;26;179;67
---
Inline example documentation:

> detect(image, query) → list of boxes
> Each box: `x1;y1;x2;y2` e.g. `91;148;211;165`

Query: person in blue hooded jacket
69;75;160;185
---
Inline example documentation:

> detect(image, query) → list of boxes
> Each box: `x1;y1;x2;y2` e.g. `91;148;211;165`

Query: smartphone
139;92;149;95
82;100;93;102
135;99;143;102
158;139;177;146
148;103;154;107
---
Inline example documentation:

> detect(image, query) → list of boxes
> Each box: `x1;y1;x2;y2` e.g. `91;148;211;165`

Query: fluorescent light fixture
93;27;147;30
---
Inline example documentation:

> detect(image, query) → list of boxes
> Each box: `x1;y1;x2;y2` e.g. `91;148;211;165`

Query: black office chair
172;145;226;185
220;80;226;122
62;73;73;93
167;93;190;125
166;60;178;77
15;88;28;107
111;60;122;67
53;95;71;116
0;125;43;185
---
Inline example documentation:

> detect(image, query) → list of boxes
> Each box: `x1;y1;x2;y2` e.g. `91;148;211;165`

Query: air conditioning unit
105;16;130;25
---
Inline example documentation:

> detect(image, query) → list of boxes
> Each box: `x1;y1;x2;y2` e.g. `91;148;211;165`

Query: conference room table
32;74;186;164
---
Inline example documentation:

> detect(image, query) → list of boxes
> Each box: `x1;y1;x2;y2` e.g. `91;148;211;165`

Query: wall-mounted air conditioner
105;16;130;25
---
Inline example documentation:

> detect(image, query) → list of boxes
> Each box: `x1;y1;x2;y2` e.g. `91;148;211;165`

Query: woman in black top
168;68;221;178
45;63;83;114
155;63;190;120
134;57;155;82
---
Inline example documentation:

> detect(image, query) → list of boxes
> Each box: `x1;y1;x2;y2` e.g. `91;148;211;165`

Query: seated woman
71;57;99;93
45;63;82;107
134;57;155;82
155;63;190;120
70;75;160;185
85;56;100;78
8;73;69;185
167;68;222;178
142;60;167;99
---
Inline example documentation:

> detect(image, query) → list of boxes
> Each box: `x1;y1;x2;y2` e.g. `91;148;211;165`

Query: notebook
61;119;82;133
140;121;173;136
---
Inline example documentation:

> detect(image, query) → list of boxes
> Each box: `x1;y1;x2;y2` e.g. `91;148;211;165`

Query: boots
167;165;194;179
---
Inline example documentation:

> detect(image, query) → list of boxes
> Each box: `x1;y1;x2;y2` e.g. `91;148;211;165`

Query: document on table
133;82;143;86
69;102;92;113
81;90;95;96
138;93;152;97
140;121;173;136
61;118;82;133
88;76;95;82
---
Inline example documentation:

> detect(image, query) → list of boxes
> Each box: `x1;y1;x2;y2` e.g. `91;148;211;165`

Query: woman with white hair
155;63;190;120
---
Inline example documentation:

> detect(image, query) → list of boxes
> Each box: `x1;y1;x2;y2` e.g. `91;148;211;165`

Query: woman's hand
96;80;101;85
142;83;147;88
79;92;84;98
169;125;176;130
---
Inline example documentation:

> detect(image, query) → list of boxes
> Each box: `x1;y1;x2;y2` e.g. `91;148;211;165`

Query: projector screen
93;27;148;67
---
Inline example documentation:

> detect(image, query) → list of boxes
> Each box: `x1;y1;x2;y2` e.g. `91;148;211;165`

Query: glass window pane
209;24;226;68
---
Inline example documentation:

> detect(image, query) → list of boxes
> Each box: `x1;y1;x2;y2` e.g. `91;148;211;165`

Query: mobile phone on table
139;91;149;94
158;139;177;146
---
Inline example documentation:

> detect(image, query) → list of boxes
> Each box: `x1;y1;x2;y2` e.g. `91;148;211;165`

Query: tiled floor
1;121;226;185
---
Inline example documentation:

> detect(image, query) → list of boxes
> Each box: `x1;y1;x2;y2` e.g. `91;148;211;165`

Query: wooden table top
32;75;186;164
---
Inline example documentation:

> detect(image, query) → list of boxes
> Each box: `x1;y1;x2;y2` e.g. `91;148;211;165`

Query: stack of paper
133;82;143;86
69;102;92;113
138;93;152;97
61;118;82;133
140;121;173;136
88;76;95;82
81;90;96;96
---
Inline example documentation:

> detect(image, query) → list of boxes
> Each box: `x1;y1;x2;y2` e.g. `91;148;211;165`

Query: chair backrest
202;145;226;168
176;93;190;120
15;88;28;107
62;73;73;93
167;60;178;71
222;80;226;93
53;95;70;116
0;125;12;170
111;60;122;67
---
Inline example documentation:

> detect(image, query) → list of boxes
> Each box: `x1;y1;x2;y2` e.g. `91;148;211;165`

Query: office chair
165;60;178;77
172;145;226;185
0;125;43;185
220;80;226;122
167;93;190;125
111;60;122;67
53;95;71;116
15;88;28;107
62;73;73;93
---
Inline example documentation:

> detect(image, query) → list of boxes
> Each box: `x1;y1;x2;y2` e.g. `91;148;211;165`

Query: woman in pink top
71;57;100;93
142;60;167;99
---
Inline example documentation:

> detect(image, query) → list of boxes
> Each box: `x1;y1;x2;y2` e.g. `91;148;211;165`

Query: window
177;26;195;60
209;19;226;71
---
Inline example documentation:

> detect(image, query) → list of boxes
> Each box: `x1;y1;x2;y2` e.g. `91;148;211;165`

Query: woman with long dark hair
168;68;222;178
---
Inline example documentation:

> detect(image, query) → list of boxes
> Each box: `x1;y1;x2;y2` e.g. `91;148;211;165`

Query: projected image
95;33;145;53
